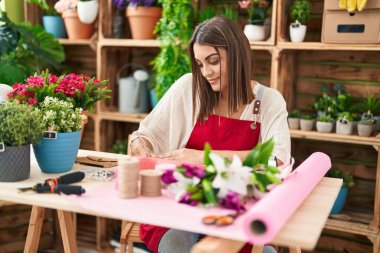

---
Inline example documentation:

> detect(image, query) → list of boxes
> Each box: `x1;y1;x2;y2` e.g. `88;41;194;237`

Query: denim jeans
158;229;277;253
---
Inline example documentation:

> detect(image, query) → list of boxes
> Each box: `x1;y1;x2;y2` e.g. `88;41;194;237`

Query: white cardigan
131;73;291;164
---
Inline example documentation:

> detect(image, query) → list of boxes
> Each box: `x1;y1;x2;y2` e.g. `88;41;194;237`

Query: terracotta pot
62;10;94;39
126;6;162;39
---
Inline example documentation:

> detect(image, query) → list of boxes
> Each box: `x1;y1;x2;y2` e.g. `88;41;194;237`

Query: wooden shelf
278;42;380;51
290;129;380;147
325;218;379;238
98;111;148;123
58;39;94;45
99;39;160;48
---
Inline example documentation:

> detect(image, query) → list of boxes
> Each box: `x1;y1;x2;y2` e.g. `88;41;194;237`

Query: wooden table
0;149;342;253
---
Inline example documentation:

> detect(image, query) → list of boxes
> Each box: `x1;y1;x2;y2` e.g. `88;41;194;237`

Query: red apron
140;113;261;253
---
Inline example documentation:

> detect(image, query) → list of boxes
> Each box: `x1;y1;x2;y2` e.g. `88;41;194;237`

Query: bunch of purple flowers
161;140;284;212
112;0;158;9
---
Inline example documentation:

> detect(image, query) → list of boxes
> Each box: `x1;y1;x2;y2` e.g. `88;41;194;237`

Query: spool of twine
118;157;139;199
140;170;163;197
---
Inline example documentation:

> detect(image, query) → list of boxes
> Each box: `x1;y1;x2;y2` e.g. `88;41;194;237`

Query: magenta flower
182;164;206;179
220;191;246;212
179;192;199;206
162;170;178;184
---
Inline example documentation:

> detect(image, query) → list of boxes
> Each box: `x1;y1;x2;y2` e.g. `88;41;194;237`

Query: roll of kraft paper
243;152;331;244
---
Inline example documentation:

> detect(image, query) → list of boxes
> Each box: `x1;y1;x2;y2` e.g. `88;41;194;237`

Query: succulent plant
0;102;44;146
317;115;334;123
325;167;354;188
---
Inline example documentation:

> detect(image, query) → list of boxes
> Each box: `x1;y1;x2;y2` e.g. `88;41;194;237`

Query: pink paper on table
243;152;331;244
66;153;331;244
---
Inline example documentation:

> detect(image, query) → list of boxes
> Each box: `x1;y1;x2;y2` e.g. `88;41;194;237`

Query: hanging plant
151;0;194;100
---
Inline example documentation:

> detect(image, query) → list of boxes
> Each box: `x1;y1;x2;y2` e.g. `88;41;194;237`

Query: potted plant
351;112;361;133
289;0;311;42
0;12;64;85
313;92;338;118
357;94;380;131
26;0;67;38
300;114;314;131
54;0;95;39
358;112;375;137
125;0;162;39
325;167;354;214
0;102;44;182
239;0;272;41
33;97;85;173
336;112;353;135
316;115;334;133
152;0;193;100
77;0;99;24
288;109;301;129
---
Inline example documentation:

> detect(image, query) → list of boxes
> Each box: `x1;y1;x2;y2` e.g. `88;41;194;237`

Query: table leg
191;236;245;253
251;245;264;253
24;206;45;253
57;210;78;253
289;246;302;253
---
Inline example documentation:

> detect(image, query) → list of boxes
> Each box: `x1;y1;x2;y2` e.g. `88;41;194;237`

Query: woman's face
193;43;228;93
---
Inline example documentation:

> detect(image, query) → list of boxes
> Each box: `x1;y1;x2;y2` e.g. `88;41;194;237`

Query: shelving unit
23;0;380;252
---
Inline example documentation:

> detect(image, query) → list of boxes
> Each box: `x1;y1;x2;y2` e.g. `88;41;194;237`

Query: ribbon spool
118;157;139;199
140;170;162;197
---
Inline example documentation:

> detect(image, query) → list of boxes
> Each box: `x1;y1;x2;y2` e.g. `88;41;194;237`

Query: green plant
26;0;59;16
301;114;313;120
325;168;354;188
110;139;129;154
152;0;194;100
197;4;239;24
0;102;44;146
313;93;338;118
358;94;380;115
36;97;84;133
288;109;301;118
338;112;353;122
289;0;312;24
0;12;65;85
359;118;376;125
317;115;334;123
238;0;272;26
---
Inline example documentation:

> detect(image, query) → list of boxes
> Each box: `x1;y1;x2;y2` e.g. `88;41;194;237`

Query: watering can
0;84;13;103
117;63;149;113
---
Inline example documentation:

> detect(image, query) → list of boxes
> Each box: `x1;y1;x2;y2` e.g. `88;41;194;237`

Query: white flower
209;153;251;198
168;171;200;201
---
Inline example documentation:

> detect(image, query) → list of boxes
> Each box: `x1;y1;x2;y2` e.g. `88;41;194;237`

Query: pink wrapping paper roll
243;152;331;244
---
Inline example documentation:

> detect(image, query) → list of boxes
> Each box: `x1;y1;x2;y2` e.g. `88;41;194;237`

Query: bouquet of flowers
8;70;111;112
238;0;272;25
161;139;284;211
36;97;84;133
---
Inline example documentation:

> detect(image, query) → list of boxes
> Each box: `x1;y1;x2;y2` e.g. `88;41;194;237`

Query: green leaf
243;138;275;167
201;179;217;204
203;142;212;166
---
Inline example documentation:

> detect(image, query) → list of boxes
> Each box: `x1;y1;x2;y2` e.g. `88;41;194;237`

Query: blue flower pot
330;187;348;214
42;16;67;38
33;131;81;173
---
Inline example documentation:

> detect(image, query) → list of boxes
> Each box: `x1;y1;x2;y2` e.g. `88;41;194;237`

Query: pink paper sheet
67;153;331;244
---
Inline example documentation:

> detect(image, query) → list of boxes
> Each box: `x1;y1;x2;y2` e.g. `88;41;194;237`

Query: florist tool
18;171;86;195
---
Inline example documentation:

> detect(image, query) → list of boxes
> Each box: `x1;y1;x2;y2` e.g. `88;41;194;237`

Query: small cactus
0;102;44;146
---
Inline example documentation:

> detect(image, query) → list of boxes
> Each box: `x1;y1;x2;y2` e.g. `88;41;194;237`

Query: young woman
130;16;290;253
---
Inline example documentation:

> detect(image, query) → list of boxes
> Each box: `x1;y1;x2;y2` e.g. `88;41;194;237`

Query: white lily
168;171;200;201
209;153;251;198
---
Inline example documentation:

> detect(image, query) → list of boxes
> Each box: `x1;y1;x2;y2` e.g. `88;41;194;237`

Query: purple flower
220;191;246;212
113;0;157;9
112;0;128;9
162;170;177;184
182;164;206;179
179;193;199;206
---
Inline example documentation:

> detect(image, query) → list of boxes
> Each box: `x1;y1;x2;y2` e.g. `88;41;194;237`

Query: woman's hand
130;137;154;157
158;148;204;164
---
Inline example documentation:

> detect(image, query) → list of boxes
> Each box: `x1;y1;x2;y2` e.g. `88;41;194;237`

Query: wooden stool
120;220;144;253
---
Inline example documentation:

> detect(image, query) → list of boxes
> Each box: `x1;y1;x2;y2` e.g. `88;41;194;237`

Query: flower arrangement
238;0;272;26
113;0;159;8
161;139;283;211
54;0;78;13
36;97;84;133
8;71;111;112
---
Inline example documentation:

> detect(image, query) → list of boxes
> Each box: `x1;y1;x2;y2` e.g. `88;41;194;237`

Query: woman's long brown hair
188;16;254;122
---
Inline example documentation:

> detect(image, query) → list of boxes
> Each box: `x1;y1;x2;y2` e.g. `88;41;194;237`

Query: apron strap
251;85;266;128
